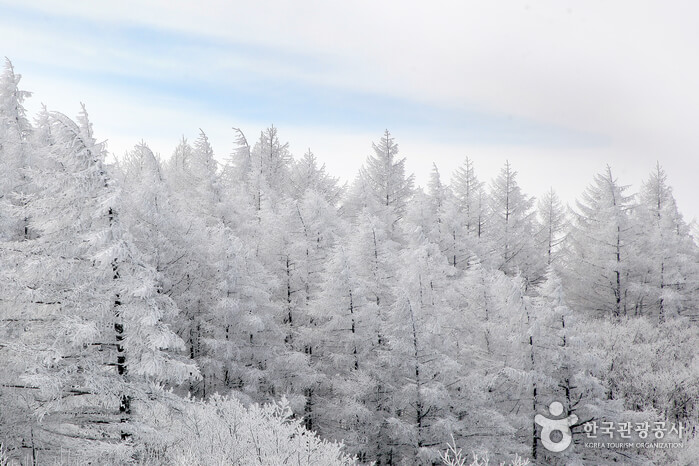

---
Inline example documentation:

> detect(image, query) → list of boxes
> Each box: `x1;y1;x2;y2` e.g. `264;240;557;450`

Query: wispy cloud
0;2;602;147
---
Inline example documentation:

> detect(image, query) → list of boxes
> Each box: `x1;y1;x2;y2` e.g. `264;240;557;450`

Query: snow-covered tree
0;58;33;240
3;107;196;462
290;149;345;205
383;238;465;463
564;166;637;318
405;187;441;246
634;163;699;320
356;130;414;221
233;125;293;211
486;161;543;287
138;394;356;465
307;207;403;462
421;164;469;264
427;163;448;214
1;61;696;466
120;142;208;394
305;242;378;458
451;157;485;238
536;188;566;267
0;60;39;458
528;271;636;464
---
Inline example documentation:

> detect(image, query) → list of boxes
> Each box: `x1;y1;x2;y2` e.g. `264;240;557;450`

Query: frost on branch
138;394;356;465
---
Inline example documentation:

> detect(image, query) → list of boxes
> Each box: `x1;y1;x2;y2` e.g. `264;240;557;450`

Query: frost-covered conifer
5;107;196;462
564;166;637;318
486;161;543;287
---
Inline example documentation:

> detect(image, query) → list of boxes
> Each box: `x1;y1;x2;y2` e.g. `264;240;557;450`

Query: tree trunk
530;334;537;461
109;207;131;440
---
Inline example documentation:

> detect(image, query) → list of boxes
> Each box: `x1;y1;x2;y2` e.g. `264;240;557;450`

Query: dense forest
0;59;697;465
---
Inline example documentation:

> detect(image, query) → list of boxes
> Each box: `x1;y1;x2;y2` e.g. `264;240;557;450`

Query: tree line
1;59;697;465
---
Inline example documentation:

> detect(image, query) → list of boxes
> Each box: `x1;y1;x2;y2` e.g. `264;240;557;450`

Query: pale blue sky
1;3;602;145
1;1;697;221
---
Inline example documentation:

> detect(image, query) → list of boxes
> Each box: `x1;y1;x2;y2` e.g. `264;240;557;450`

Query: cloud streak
1;2;604;147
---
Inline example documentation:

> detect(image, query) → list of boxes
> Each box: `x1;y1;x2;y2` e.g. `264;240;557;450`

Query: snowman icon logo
534;401;578;452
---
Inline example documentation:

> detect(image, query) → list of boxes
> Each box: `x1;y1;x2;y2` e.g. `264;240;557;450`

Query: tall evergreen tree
0;58;33;240
357;130;414;221
309;208;401;463
486;161;543;287
529;270;632;464
536;188;567;267
290;149;345;205
634;163;699;320
8;107;195;462
384;238;466;463
451;157;485;238
565;166;637;318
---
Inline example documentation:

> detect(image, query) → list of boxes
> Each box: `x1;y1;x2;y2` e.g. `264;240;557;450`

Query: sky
1;1;697;222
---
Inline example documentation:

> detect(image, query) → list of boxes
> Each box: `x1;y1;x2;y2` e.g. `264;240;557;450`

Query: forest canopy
1;59;697;465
